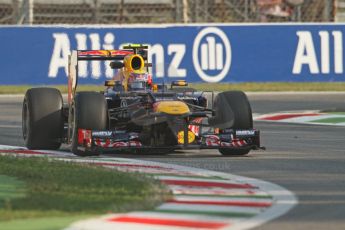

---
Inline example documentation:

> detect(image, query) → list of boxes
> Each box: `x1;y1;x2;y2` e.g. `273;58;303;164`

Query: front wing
77;128;263;153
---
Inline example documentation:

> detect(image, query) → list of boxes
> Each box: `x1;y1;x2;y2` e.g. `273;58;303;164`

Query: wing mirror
110;61;124;69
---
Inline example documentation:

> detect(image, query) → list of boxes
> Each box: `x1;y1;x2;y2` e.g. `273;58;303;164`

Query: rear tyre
212;91;253;156
70;92;107;156
22;88;63;150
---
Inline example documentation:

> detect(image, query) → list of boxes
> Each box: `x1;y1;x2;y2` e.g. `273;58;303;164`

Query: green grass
310;117;345;124
0;175;26;202
327;112;345;115
0;215;91;230
0;85;103;94
1;82;345;94
0;155;170;229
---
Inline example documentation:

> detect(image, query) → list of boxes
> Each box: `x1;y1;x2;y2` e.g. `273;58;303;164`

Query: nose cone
153;101;190;115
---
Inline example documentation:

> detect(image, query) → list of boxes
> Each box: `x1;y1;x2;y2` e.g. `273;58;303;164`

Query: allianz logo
48;27;232;83
193;27;232;83
200;36;224;71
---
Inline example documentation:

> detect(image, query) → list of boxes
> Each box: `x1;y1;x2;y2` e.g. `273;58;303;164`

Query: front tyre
70;92;107;156
22;88;63;150
213;91;253;156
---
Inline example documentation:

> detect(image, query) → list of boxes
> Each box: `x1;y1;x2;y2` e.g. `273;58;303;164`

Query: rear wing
77;44;148;61
68;45;149;104
77;50;134;60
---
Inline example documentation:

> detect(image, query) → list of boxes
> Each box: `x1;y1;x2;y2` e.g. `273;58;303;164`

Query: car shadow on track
102;150;256;159
59;146;257;159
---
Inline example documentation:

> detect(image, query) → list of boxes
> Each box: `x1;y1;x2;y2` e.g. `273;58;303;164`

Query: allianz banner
1;24;345;84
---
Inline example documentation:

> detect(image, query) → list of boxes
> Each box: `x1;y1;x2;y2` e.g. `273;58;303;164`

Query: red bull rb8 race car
22;45;263;156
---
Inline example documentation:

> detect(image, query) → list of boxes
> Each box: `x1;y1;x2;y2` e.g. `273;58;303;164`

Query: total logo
193;27;232;83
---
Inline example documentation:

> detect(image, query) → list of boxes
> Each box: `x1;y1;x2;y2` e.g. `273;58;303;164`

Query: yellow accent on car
152;84;158;92
125;44;142;47
122;54;146;92
154;101;190;115
177;130;195;144
104;80;115;86
171;80;188;87
123;54;145;74
176;80;188;86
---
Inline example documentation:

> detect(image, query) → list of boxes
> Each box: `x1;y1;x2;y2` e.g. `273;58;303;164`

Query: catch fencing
0;0;338;25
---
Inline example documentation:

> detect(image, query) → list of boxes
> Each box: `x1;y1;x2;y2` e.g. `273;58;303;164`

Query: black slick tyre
212;91;253;156
70;92;107;156
22;88;63;150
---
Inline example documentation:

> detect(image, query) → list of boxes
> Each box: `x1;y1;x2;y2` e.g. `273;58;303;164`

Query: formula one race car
22;45;263;156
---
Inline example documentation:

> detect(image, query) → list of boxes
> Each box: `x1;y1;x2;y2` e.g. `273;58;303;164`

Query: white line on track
245;91;345;96
0;124;22;128
0;94;24;98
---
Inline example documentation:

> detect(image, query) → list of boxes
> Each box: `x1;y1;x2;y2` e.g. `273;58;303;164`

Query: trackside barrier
1;24;345;84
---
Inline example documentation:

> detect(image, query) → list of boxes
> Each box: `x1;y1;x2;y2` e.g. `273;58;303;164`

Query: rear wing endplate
68;50;78;104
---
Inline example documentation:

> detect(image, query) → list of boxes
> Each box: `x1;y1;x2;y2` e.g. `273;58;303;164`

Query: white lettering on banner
168;44;186;77
49;33;188;80
293;31;343;74
148;44;164;78
89;33;101;79
319;31;330;74
103;33;115;78
333;31;343;74
75;33;87;78
48;33;70;78
193;27;231;83
49;32;116;79
293;31;319;74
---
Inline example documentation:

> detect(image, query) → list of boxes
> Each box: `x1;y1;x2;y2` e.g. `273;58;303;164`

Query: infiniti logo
193;27;232;83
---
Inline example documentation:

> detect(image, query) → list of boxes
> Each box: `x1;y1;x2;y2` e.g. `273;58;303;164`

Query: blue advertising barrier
1;24;345;84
